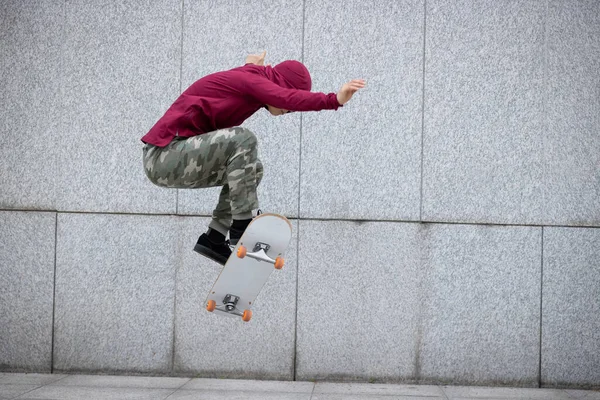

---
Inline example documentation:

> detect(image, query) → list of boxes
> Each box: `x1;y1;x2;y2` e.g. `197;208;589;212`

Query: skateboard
205;213;292;322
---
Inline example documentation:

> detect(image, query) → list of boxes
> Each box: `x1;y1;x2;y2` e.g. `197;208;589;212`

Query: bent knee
233;126;258;147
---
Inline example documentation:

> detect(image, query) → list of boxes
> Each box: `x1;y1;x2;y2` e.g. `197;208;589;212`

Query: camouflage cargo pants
142;127;263;236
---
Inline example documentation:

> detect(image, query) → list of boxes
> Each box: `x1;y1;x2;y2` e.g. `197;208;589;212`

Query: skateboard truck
247;242;272;263
237;242;284;269
223;294;239;312
208;294;245;317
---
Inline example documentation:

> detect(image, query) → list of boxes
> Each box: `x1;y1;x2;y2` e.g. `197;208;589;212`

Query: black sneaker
193;233;231;265
229;222;249;246
229;210;262;246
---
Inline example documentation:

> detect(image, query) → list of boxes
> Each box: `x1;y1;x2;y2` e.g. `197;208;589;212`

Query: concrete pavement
0;373;599;400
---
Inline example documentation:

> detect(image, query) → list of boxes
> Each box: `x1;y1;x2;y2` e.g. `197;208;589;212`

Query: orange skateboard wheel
237;245;247;258
206;300;216;312
242;309;252;322
274;257;284;270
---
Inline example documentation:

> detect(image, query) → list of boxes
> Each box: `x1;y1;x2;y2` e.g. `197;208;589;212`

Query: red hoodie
141;61;341;147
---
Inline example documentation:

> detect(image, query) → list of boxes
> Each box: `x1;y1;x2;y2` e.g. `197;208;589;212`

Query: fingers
343;80;365;92
348;79;366;89
337;79;366;105
246;51;267;66
258;51;267;66
344;79;365;94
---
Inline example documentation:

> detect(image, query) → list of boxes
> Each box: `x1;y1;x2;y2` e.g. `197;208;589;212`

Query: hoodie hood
264;60;312;91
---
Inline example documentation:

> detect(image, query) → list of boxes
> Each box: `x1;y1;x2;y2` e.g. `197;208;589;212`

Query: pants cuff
232;211;253;220
208;219;229;236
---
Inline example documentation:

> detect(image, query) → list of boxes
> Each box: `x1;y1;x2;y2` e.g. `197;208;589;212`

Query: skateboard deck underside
206;213;292;319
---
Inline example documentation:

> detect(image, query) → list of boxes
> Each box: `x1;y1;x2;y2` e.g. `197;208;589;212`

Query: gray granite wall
1;0;598;389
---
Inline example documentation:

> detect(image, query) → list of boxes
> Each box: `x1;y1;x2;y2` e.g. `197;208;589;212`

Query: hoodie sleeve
242;74;341;112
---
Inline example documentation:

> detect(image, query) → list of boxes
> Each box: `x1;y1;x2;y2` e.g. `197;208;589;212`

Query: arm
242;50;366;110
243;75;341;112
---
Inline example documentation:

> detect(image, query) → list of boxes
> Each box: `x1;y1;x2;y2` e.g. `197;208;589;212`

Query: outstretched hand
337;79;366;106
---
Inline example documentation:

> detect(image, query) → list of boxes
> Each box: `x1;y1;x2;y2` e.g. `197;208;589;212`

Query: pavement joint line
161;386;181;400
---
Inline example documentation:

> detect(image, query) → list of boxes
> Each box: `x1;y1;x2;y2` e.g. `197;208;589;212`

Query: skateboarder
141;51;365;265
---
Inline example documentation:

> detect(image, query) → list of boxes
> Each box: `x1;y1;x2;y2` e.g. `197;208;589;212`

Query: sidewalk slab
0;374;65;386
447;398;565;400
442;385;572;399
166;390;311;400
565;390;600;400
15;385;174;400
181;378;313;393
0;384;39;400
311;395;441;400
313;382;444;397
47;374;189;389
